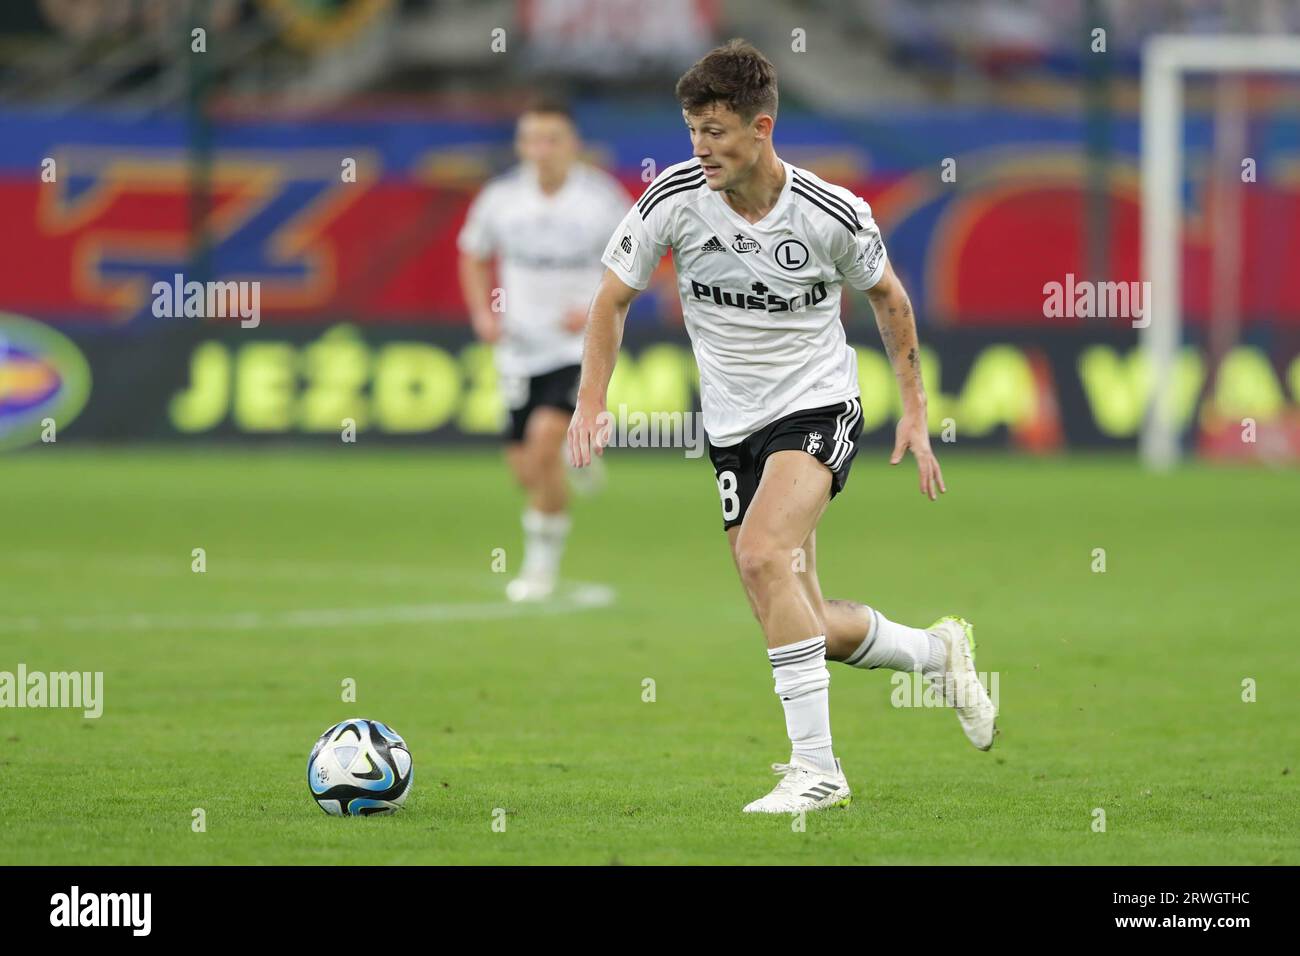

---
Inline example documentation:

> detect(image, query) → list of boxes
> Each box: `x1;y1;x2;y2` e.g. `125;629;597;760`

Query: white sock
844;607;946;674
521;508;570;577
768;636;837;774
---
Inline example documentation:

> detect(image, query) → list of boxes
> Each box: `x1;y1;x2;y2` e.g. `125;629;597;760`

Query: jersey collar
524;161;575;201
708;157;793;232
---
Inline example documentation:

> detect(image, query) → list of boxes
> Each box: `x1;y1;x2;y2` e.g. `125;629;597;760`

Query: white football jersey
458;161;630;378
601;157;887;448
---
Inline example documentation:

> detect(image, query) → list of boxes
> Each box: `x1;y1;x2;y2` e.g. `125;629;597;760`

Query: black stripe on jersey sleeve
636;164;704;215
792;174;862;231
791;185;857;234
640;175;706;219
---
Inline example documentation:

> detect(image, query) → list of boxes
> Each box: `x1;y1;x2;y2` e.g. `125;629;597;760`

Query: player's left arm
864;261;946;501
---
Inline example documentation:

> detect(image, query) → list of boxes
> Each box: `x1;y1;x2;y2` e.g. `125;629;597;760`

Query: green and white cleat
928;616;998;751
742;757;851;814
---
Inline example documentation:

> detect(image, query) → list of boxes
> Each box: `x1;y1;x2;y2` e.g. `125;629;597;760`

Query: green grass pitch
0;447;1296;865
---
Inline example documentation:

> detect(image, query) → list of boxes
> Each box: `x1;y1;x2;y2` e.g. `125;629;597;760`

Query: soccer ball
307;718;413;816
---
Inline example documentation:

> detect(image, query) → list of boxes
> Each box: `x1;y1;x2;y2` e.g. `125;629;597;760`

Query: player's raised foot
742;757;851;814
928;615;998;751
505;570;556;603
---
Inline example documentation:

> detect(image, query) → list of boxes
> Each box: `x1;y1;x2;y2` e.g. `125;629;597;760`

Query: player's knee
528;447;561;487
735;539;788;593
508;451;534;486
522;428;559;469
514;434;542;473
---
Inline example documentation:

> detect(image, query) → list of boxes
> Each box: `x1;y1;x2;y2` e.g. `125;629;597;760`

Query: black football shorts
501;364;581;443
706;397;864;531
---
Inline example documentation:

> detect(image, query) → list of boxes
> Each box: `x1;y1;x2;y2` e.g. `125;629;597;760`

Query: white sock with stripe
521;508;570;578
844;607;946;674
768;636;837;774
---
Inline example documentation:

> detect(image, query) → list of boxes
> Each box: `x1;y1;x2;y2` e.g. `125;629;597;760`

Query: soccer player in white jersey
458;100;630;602
568;40;998;813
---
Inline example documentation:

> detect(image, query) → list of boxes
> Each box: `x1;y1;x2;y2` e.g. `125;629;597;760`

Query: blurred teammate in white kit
457;99;630;601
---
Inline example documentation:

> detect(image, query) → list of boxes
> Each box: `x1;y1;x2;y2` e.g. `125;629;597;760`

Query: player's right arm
456;252;501;344
568;268;639;467
456;181;503;343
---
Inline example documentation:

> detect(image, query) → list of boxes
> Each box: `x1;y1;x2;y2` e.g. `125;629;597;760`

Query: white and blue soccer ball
307;718;413;816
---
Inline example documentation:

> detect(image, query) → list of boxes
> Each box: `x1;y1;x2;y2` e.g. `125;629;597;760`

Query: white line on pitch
0;582;616;632
0;551;504;588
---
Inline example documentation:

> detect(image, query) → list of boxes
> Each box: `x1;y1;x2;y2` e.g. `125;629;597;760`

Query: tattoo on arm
880;299;915;358
875;295;923;395
880;322;900;362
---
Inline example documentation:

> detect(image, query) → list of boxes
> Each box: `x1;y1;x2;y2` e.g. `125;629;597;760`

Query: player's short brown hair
520;96;575;125
675;38;778;124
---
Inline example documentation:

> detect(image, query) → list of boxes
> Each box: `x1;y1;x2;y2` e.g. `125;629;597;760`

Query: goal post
1139;34;1300;470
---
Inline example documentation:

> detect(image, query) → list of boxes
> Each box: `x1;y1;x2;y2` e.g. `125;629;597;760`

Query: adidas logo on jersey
700;235;726;253
689;278;829;314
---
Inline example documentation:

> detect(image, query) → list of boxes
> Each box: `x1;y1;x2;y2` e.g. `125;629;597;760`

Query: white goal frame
1140;34;1300;469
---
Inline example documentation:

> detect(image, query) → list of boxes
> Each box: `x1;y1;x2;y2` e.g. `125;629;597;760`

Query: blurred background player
457;99;630;602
